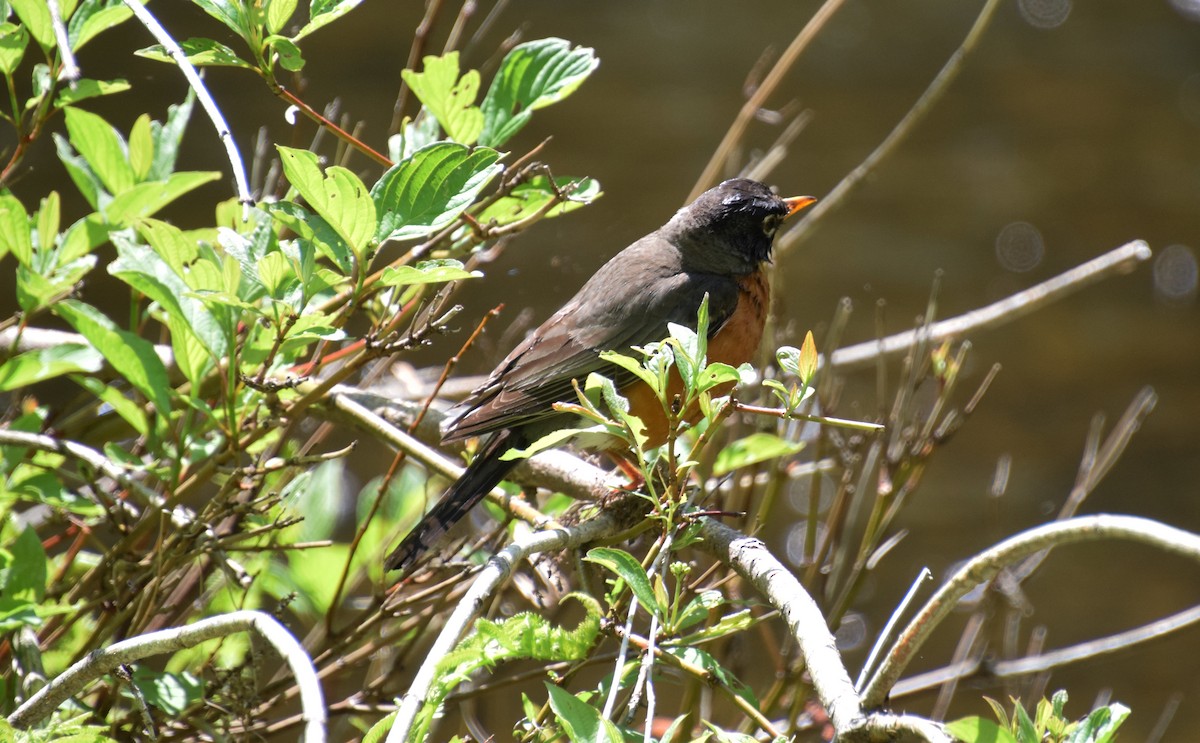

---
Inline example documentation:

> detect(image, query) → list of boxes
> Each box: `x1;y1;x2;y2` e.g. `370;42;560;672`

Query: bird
385;178;816;573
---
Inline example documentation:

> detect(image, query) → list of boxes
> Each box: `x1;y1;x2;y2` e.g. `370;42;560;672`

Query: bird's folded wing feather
443;269;741;441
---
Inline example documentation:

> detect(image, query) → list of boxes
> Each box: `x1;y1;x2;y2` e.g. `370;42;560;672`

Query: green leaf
798;330;818;385
10;0;53;51
668;646;758;707
69;2;135;51
294;0;364;41
679;608;754;644
945;716;1017;743
269;201;353;275
136;37;253;67
712;432;805;477
265;0;298;33
190;0;251;39
63;106;136;195
36;192;60;263
544;683;622;743
266;35;304;71
129;668;203;716
498;424;608;462
54;78;132;107
584;547;663;618
0;22;29;76
55;299;172;418
479;38;598;148
476;175;601;225
378;259;480;287
0;344;104;391
277;145;376;255
110;231;228;362
0;193;32;265
1066;703;1130;743
1012;698;1038;743
401;52;484;144
128;114;154;180
371;142;501;243
1;527;47;602
149;90;196;180
54;132;102;209
73;375;150;437
674;589;724;632
103;170;222;225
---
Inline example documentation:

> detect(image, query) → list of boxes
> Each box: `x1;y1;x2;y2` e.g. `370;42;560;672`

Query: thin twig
122;0;253;216
827;241;1153;373
687;0;849;200
385;511;632;742
8;611;325;742
776;0;1003;256
861;515;1200;709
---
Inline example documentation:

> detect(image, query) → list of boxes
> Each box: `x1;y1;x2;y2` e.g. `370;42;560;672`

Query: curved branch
386;510;636;742
826;240;1152;373
860;514;1200;708
122;0;253;213
8;610;325;742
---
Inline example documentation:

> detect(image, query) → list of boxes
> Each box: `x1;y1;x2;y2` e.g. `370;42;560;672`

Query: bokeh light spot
1018;0;1072;29
995;221;1045;273
1153;244;1198;304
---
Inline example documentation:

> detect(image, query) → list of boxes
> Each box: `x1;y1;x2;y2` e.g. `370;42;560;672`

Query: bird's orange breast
619;269;769;450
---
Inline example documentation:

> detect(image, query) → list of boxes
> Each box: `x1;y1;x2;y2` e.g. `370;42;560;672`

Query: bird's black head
668;179;815;274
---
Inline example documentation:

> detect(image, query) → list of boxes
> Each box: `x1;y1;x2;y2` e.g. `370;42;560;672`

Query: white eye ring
762;214;783;237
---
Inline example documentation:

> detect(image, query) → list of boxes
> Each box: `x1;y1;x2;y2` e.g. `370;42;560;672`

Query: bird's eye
762;214;782;237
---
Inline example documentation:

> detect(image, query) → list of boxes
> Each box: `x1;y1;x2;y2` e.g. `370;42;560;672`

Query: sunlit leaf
479;38;598;147
378;259;480;287
295;0;364;40
277;145;376;255
0;22;29;75
55;299;172;418
9;0;53;51
0;344;104;391
544;683;623;743
104;171;222;225
371;142;501;243
136;37;253;68
584;547;663;618
401;52;484;144
63;107;135;195
476;175;601;226
712;432;804;477
54;78;132;107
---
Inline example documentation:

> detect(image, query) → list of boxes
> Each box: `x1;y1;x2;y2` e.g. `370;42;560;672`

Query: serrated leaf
0;344;104;391
371;142;501;243
584;547;663;618
0;22;29;75
712;432;805;477
63;106;135;195
277;145;376;255
54;78;132;107
479;38;598;147
378;259;481;287
55;299;172;418
401;52;484;144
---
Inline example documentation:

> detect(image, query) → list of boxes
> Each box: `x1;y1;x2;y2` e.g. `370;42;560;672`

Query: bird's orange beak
783;195;818;218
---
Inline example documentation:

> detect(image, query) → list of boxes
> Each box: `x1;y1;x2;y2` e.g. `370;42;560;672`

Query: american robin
385;179;815;573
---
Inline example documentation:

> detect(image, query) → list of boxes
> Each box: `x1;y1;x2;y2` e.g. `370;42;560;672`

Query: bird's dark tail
385;429;523;574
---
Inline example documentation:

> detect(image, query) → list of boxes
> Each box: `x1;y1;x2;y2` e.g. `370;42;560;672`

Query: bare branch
8;610;325;742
